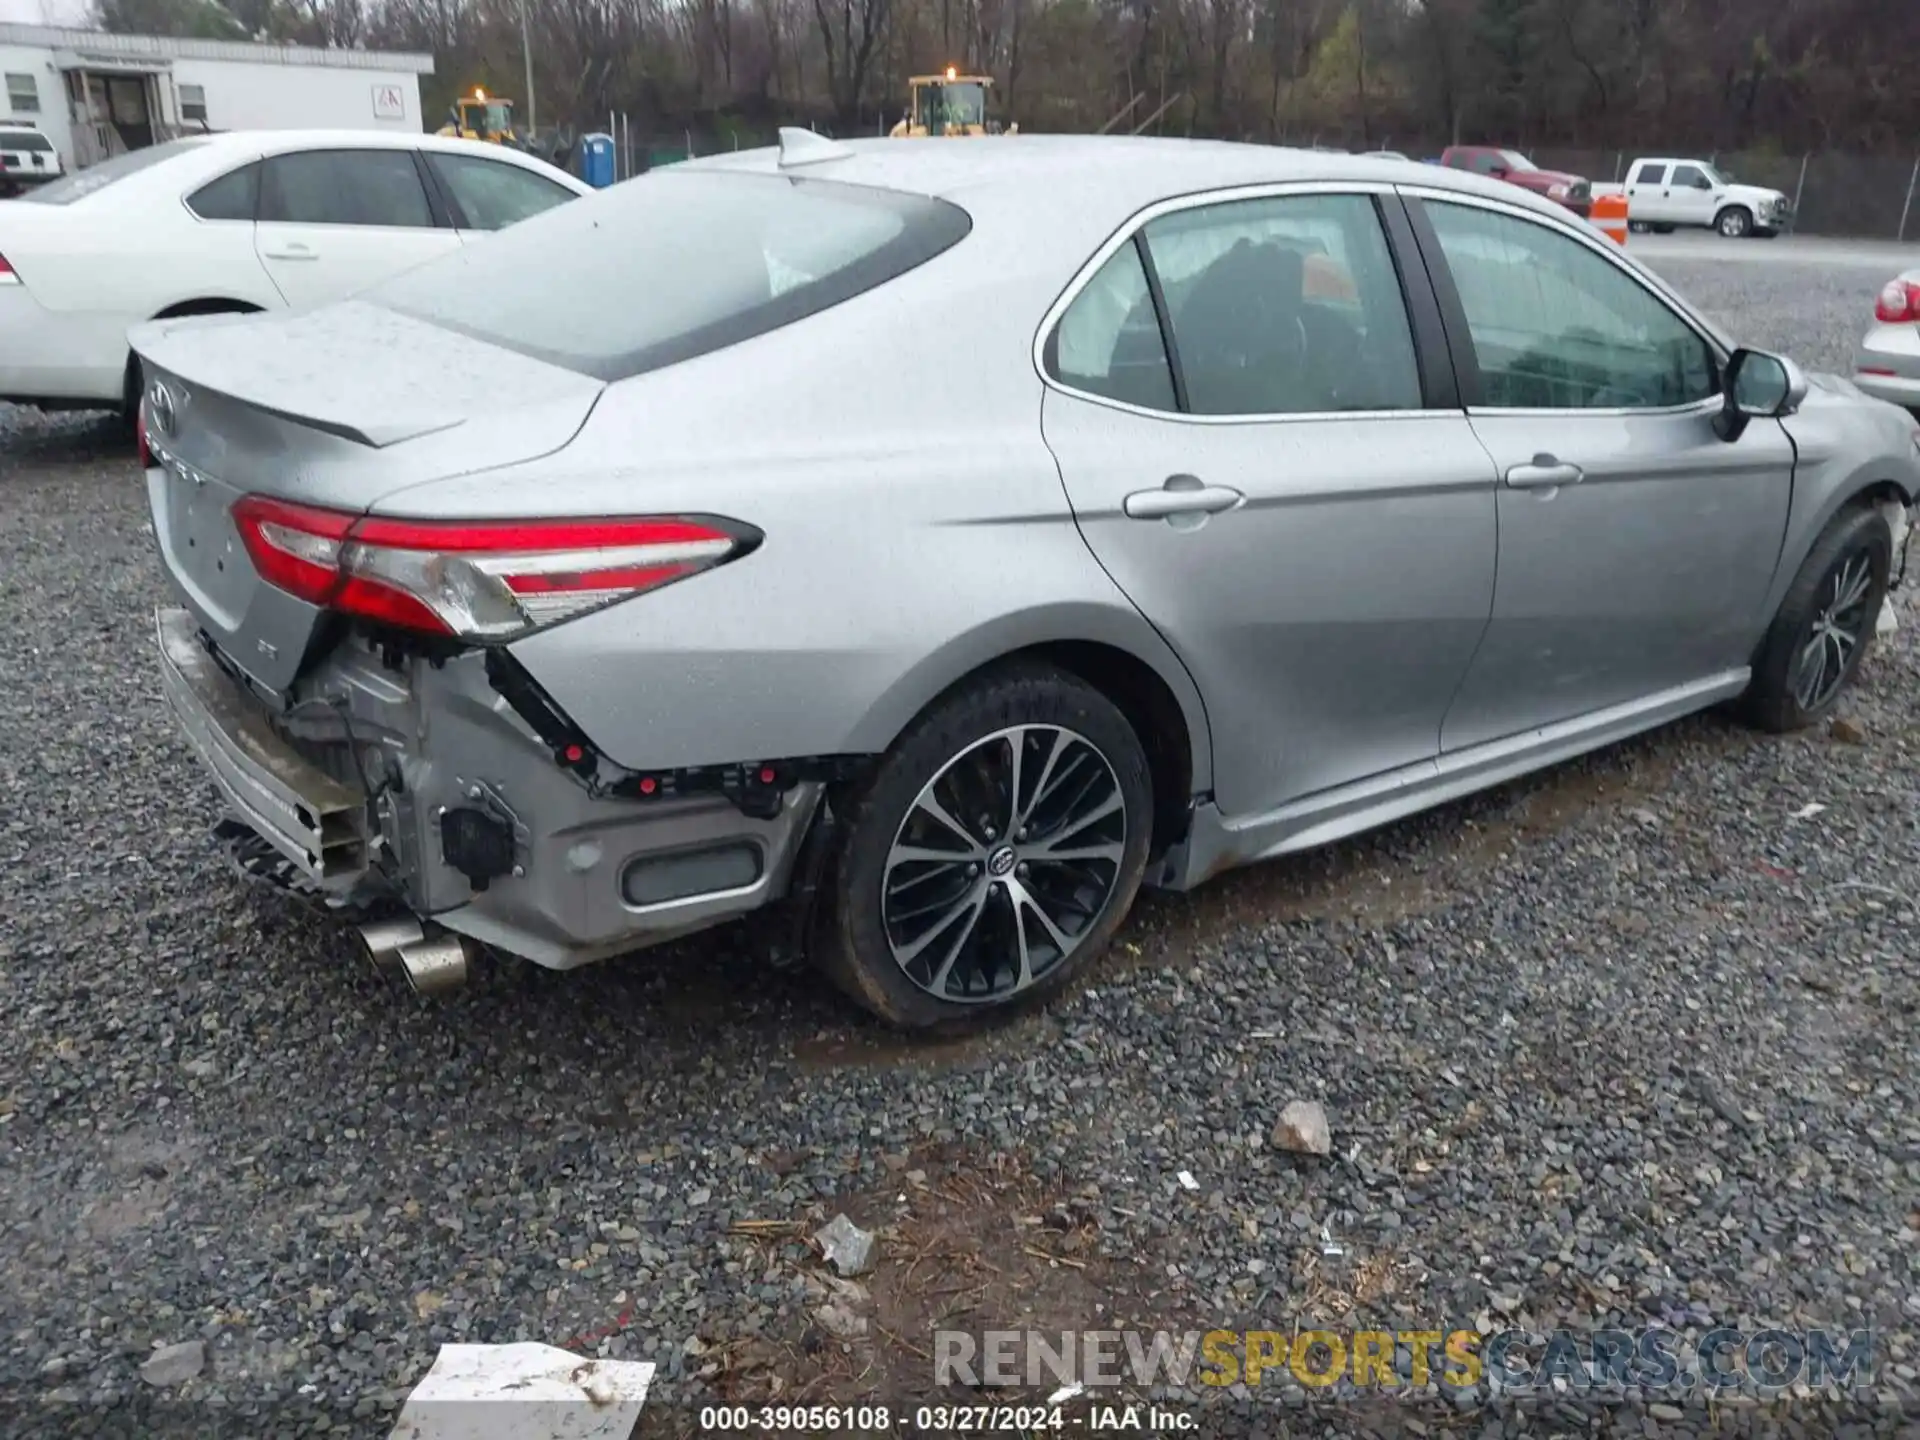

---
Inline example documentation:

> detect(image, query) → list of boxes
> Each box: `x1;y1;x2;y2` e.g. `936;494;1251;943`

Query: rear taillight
230;497;756;641
0;252;18;286
1874;280;1920;324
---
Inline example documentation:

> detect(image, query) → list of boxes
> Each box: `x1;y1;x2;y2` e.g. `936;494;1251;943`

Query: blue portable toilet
580;133;616;189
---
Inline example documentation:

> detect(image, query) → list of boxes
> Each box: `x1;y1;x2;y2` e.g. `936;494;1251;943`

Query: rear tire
817;662;1153;1032
1715;205;1754;239
1741;504;1892;733
118;356;141;435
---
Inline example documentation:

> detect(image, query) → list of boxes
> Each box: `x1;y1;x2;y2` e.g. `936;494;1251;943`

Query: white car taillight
231;497;758;641
0;252;19;286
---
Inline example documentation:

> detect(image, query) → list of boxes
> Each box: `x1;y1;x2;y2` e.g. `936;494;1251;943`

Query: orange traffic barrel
1591;192;1629;246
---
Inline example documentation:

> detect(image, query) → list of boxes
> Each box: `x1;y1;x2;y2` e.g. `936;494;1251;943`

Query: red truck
1439;146;1592;219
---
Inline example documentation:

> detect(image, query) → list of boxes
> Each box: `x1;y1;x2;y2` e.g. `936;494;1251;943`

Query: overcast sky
0;0;93;24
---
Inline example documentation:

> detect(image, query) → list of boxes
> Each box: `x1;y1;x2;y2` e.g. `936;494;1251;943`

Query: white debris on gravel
814;1213;875;1277
386;1344;655;1440
1272;1099;1332;1156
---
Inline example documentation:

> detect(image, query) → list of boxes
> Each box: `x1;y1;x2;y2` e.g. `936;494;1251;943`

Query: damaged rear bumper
154;605;823;970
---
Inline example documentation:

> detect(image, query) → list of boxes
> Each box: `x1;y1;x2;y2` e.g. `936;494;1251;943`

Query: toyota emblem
148;381;177;439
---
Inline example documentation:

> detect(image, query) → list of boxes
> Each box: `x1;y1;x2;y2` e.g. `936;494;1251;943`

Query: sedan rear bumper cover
1856;321;1920;411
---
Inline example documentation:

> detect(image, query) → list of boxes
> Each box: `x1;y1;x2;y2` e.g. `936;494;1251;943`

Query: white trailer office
0;23;433;173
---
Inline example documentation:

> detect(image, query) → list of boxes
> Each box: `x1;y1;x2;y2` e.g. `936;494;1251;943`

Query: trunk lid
132;300;604;696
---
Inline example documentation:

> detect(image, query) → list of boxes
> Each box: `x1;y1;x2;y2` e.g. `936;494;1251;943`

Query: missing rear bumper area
153;605;841;971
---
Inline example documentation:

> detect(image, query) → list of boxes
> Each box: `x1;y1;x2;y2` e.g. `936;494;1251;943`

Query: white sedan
0;128;593;419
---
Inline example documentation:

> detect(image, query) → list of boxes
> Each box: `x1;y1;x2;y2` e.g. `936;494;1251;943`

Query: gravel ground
3;251;1919;1439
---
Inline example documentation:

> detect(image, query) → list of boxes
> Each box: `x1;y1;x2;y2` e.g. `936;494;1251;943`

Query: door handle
1123;476;1245;521
263;245;317;261
1505;457;1584;490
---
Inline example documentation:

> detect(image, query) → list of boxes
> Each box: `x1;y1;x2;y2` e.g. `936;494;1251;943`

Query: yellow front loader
438;88;519;145
889;68;1017;137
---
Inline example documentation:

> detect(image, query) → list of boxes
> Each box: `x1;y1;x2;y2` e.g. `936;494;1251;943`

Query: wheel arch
845;608;1216;861
123;297;268;409
1755;469;1913;654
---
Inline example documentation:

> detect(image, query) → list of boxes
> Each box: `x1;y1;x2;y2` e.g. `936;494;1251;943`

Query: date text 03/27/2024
696;1404;1197;1430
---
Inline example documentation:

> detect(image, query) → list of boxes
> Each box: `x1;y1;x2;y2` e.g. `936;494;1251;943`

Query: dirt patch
700;1144;1200;1412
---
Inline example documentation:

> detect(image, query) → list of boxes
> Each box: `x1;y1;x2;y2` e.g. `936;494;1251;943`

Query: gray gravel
3;250;1919;1439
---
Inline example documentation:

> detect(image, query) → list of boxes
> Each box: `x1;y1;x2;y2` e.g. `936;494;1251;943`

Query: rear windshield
367;168;973;382
0;130;53;153
18;138;208;204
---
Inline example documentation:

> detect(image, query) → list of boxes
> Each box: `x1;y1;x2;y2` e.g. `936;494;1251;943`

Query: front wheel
1741;504;1892;732
1715;205;1754;239
818;663;1153;1031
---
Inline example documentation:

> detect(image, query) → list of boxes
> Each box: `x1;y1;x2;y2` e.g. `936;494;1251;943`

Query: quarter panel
498;447;1210;779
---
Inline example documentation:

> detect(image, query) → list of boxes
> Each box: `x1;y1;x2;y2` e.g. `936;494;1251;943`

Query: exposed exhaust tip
395;934;472;996
356;916;425;973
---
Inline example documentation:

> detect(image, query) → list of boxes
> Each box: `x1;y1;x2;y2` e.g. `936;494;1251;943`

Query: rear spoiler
128;300;597;450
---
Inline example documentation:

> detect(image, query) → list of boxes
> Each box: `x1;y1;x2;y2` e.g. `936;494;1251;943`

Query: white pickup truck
1590;157;1792;239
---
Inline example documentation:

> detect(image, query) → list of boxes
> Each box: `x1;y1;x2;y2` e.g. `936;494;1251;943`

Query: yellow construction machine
438;88;520;145
889;67;1017;137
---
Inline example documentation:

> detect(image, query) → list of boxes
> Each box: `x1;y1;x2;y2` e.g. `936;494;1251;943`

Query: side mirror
1715;348;1808;441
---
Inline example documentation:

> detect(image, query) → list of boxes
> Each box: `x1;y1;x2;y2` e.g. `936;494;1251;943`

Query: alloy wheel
881;724;1128;1004
1718;209;1750;238
1791;549;1875;712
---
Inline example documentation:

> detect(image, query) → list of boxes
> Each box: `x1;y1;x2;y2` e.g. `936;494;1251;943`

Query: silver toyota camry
136;132;1920;1031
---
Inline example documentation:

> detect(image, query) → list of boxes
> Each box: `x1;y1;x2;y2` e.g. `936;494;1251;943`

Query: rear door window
260;149;437;228
1634;163;1667;185
425;152;577;230
367;169;971;382
1141;192;1423;415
